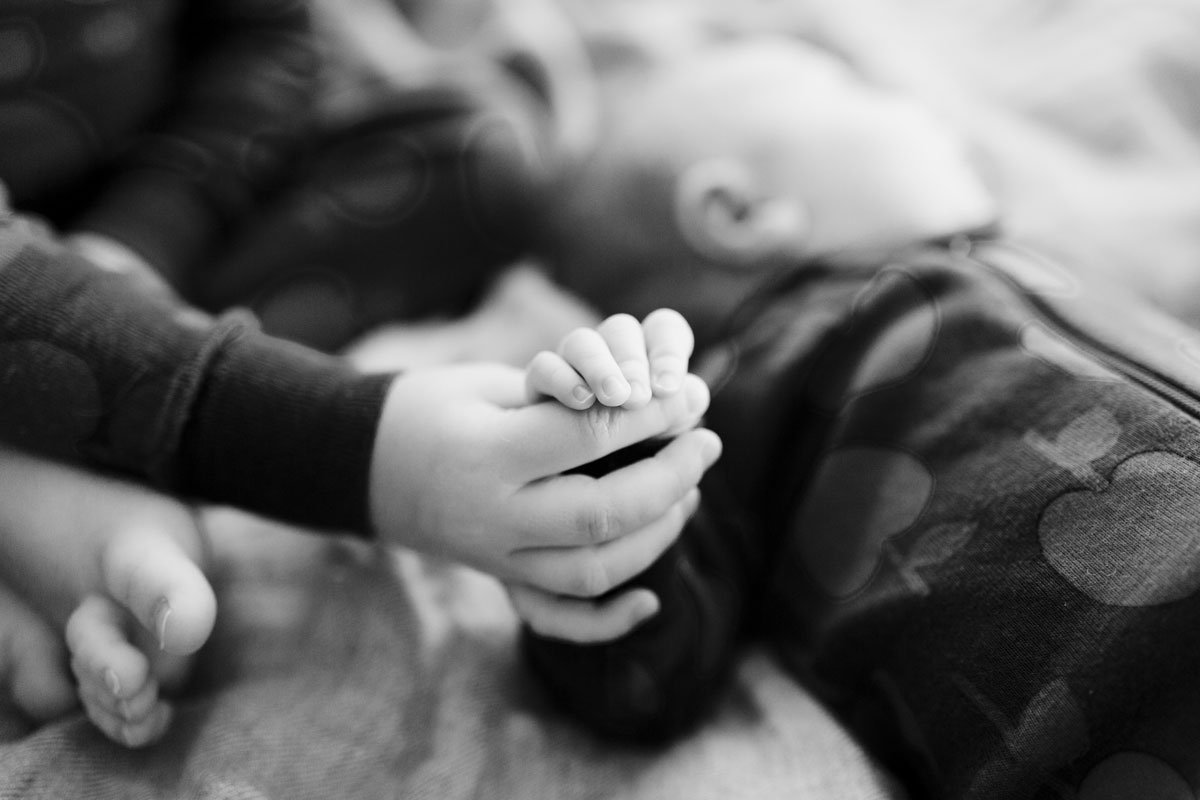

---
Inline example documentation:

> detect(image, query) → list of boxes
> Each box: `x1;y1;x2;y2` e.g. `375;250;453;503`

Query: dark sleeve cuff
177;315;395;534
0;205;391;534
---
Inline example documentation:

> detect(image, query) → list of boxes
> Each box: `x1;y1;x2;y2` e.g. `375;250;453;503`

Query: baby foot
0;582;76;728
0;448;216;748
64;518;216;748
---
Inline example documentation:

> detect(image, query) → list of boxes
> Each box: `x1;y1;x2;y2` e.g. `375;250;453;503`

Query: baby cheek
0;341;101;461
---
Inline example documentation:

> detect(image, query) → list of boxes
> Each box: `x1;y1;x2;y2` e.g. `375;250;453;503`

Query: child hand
369;362;721;599
505;436;697;643
506;579;672;644
526;309;694;411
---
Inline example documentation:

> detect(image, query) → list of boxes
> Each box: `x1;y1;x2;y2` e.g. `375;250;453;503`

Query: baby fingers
558;326;632;407
642;309;694;397
507;583;660;643
597;313;652;408
526;350;596;410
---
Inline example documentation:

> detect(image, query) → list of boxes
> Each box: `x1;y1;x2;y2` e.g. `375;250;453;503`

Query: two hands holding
371;308;720;643
9;305;715;748
64;230;720;640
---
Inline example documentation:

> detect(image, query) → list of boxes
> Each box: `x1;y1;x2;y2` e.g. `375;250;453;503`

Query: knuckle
617;356;650;378
580;403;619;446
580;499;618;544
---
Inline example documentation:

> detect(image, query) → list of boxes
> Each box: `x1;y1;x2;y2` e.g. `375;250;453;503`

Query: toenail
153;597;171;651
104;668;121;697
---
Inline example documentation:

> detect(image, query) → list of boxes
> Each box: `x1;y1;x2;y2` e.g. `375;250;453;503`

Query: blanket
5;1;1200;798
0;512;897;799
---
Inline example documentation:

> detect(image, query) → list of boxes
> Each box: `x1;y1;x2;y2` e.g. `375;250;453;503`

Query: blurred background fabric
315;0;1200;321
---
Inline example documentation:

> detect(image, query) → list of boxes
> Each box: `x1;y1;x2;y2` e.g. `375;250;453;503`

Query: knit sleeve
0;204;392;534
75;0;320;286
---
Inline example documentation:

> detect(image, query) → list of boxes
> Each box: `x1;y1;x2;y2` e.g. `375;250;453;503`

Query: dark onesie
525;236;1200;800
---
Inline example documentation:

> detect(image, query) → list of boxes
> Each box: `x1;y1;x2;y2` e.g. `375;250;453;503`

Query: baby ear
674;158;809;268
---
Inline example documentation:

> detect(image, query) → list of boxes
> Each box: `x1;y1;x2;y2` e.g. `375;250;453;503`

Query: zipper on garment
959;238;1200;421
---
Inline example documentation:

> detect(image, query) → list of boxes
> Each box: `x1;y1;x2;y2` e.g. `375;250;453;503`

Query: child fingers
526;350;595;409
510;427;719;549
513;488;699;598
643;309;695;396
558;327;631;406
591;431;720;524
597;314;653;408
508;584;660;643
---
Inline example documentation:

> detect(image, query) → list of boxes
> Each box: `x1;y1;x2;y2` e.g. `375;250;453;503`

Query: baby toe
75;665;159;724
83;693;172;749
66;595;153;704
101;518;216;656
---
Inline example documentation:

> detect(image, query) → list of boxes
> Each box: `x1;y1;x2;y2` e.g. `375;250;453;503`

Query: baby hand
526;309;694;411
369;362;720;598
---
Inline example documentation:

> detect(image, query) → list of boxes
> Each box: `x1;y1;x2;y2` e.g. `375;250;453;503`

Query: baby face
627;38;997;259
543;37;997;341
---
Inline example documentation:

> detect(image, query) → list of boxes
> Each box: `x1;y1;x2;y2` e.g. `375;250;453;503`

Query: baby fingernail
104;668;121;697
571;384;593;404
601;376;629;401
153;597;172;651
654;371;680;392
628;380;651;405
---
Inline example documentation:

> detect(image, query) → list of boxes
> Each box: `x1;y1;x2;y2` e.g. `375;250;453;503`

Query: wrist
368;372;422;546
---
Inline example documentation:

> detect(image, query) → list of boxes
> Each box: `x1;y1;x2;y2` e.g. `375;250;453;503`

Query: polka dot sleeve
0;206;392;535
76;0;320;286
